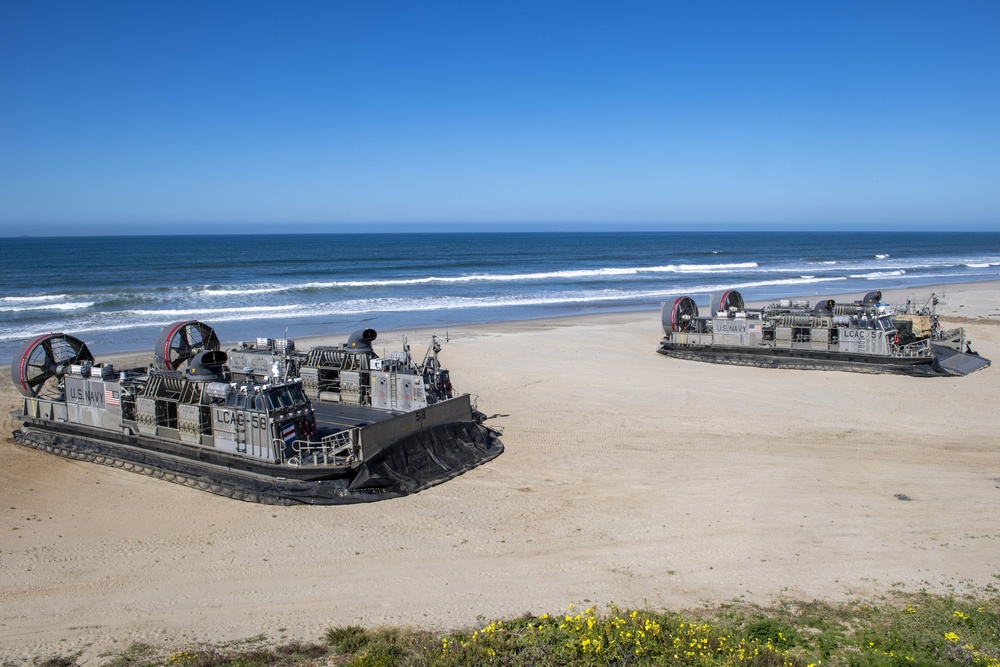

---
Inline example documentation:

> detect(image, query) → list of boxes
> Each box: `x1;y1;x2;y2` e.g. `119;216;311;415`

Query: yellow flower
944;632;960;643
953;611;967;619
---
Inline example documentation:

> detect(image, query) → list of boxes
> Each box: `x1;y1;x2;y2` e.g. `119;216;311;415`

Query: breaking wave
196;262;762;296
2;231;999;362
0;301;95;312
848;270;907;280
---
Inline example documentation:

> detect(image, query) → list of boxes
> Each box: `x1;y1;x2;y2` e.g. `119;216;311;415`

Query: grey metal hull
657;341;982;376
12;417;503;505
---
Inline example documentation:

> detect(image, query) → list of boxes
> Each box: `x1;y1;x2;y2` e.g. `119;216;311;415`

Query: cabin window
263;385;306;410
266;388;290;410
225;393;244;409
792;327;811;343
278;387;295;408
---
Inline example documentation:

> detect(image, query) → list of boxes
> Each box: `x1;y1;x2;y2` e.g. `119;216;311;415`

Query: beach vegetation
29;591;1000;667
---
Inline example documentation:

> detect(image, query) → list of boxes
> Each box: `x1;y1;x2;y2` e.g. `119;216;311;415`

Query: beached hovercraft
9;322;503;504
658;289;989;376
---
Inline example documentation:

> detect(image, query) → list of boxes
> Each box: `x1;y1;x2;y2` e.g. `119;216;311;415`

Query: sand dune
1;282;998;664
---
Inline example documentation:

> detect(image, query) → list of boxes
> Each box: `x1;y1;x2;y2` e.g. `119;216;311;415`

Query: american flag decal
105;390;120;406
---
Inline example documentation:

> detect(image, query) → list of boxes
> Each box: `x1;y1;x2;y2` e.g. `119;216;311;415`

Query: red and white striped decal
670;297;684;332
160;322;188;370
718;290;732;312
17;333;56;394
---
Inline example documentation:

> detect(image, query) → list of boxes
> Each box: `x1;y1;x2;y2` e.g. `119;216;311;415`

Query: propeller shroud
11;333;95;399
669;296;699;332
153;321;220;371
711;289;744;315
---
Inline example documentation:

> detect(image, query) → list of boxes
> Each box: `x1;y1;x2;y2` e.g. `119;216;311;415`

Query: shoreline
5;231;999;366
1;280;998;664
75;278;1000;366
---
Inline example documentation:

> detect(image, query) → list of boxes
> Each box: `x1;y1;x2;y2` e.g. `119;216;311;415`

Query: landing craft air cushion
10;321;503;504
658;289;989;376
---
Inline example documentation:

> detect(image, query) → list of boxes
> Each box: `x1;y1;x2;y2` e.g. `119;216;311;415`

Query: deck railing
282;430;357;467
895;339;932;357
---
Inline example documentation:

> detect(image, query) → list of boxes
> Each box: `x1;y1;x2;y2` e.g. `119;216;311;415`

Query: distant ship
658;289;989;376
10;321;503;504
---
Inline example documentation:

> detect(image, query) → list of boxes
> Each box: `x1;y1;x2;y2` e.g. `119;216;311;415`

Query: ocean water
2;231;999;363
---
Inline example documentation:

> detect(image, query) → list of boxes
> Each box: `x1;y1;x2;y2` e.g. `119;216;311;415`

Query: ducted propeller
11;333;94;399
153;321;220;371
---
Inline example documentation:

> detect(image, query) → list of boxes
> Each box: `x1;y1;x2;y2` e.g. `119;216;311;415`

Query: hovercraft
658;289;989;376
10;322;503;504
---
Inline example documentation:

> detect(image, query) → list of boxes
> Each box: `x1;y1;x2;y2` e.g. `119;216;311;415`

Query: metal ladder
235;415;246;453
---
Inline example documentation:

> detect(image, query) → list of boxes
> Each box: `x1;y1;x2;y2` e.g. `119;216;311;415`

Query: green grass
28;591;1000;667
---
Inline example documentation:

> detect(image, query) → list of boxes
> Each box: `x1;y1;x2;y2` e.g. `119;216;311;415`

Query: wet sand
1;281;998;664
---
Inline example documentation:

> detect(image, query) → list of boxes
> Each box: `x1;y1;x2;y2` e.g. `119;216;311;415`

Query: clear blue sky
1;1;998;235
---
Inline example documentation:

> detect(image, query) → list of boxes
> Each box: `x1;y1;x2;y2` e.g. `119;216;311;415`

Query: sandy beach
1;281;998;664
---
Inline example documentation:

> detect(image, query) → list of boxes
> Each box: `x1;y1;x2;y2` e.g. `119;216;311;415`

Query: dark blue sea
2;231;999;363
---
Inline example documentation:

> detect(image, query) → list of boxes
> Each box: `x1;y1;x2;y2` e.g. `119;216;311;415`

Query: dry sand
1;282;999;664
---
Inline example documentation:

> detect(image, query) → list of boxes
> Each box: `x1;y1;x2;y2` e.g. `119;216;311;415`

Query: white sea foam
126;304;303;317
0;275;856;344
195;262;763;296
672;262;759;273
199;285;289;296
0;294;71;304
0;301;94;312
687;276;847;293
848;270;906;280
875;254;889;259
186;256;1000;301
